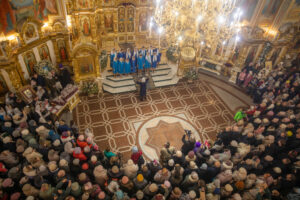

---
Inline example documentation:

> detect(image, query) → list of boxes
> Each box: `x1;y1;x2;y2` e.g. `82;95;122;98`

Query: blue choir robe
133;50;139;59
118;61;125;74
153;48;161;62
110;52;115;68
137;57;144;70
113;60;118;74
131;59;137;73
145;56;152;69
139;49;146;57
125;61;131;74
152;54;158;68
147;48;153;56
126;51;132;60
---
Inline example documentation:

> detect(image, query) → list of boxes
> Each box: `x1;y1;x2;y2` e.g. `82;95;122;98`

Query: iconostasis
0;0;300;94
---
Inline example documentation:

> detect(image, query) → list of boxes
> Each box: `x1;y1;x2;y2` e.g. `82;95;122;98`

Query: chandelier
152;0;243;60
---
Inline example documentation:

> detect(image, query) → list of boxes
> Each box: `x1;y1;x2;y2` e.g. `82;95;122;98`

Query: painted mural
104;13;114;32
0;0;58;33
81;16;91;36
39;44;51;61
239;0;259;21
57;39;68;60
23;50;37;75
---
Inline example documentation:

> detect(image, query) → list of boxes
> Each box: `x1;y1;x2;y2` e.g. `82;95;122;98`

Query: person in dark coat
58;64;73;88
181;134;195;155
137;77;149;101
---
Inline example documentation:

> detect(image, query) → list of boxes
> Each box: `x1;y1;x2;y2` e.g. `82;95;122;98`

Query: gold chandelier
152;0;243;59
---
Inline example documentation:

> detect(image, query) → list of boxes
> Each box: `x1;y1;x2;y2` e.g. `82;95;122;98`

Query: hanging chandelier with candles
152;0;243;60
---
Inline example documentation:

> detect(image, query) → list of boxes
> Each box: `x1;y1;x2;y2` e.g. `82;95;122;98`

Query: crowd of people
0;58;299;200
110;46;161;77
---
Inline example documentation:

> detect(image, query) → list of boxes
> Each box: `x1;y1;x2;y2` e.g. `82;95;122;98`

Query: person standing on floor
137;77;149;101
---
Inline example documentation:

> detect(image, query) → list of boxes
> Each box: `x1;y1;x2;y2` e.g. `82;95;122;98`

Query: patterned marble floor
73;76;251;160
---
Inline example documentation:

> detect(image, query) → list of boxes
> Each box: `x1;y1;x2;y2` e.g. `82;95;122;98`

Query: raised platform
152;64;180;88
102;71;137;94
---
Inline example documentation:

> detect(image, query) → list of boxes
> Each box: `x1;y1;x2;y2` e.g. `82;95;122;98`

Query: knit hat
132;146;138;153
189;190;196;199
168;159;174;167
73;158;80;166
2;178;13;187
112;165;119;174
48;161;57;172
21;129;29;136
189;161;198;169
176;150;182;157
200;163;207;170
136;190;144;200
10;192;21;200
98;191;106;199
149;183;158;193
225;184;233;192
71;182;80;191
235;181;245;190
78;135;84;141
164;180;171;188
121;176;129;184
82;163;89;170
287;131;293;137
137;174;144;182
74;147;81;154
188;151;195;158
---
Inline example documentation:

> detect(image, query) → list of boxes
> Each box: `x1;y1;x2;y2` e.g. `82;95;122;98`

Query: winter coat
122;159;139;179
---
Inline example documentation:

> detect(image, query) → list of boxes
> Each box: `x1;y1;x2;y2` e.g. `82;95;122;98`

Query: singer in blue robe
152;53;158;69
118;58;125;74
125;59;131;74
110;50;115;68
137;54;144;70
145;53;152;69
113;58;118;75
131;56;137;73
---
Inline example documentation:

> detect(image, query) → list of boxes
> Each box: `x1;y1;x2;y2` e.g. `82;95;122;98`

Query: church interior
0;0;300;199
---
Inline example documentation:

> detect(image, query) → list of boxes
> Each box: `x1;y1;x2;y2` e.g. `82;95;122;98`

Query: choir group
110;46;161;77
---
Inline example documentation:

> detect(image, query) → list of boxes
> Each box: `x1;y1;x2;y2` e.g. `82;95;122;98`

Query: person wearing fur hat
121;159;138;179
169;187;182;200
108;165;123;180
94;165;108;186
154;167;171;184
143;183;158;199
119;176;134;196
133;173;148;190
147;160;162;181
181;171;199;192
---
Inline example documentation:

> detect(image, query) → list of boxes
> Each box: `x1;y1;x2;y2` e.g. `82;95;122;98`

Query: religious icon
25;24;37;39
104;13;114;32
119;23;125;32
57;40;68;60
139;12;147;31
0;75;8;96
78;56;94;74
119;7;125;20
39;45;50;61
128;7;135;20
245;46;257;65
127;21;134;32
81;17;91;36
23;51;37;75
